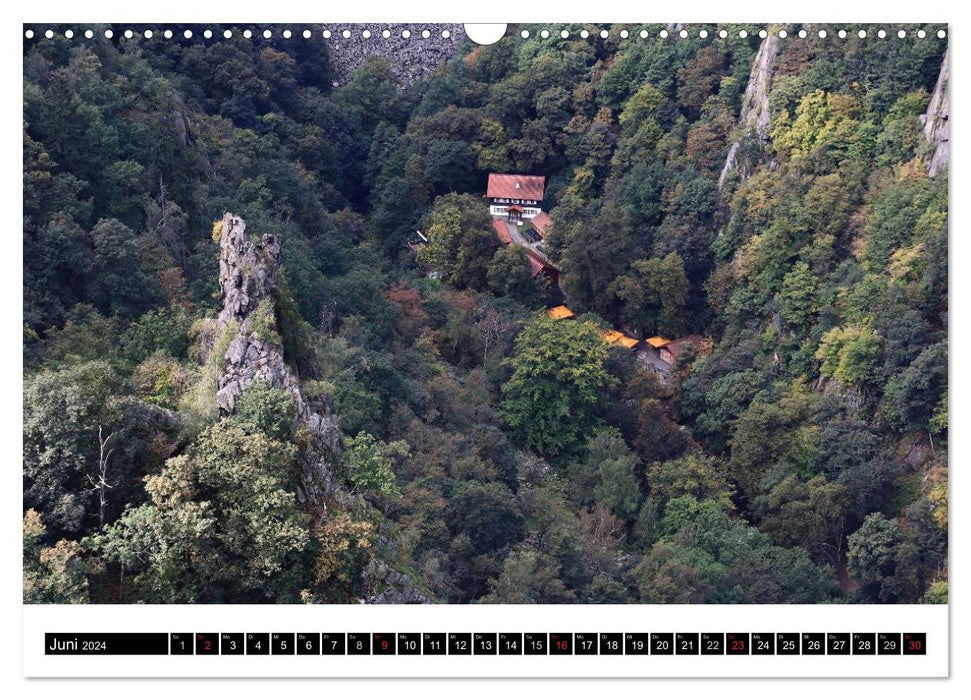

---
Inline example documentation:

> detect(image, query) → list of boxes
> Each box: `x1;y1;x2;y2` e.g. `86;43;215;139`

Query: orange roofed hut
603;329;640;350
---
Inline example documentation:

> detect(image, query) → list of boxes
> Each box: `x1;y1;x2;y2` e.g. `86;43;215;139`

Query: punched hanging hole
464;24;507;45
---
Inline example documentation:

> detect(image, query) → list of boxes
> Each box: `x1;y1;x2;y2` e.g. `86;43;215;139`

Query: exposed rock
214;213;341;502
213;213;430;603
921;49;949;178
323;24;465;89
718;33;779;191
360;559;431;605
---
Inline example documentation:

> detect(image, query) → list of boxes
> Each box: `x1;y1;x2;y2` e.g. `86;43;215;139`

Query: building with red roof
487;173;545;222
492;218;513;245
531;210;552;239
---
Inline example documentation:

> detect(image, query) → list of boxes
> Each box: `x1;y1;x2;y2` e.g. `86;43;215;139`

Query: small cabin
487;174;545;222
531;211;552;239
657;334;704;365
526;249;559;287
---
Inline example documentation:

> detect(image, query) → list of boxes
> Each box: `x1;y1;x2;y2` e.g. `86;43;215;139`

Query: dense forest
23;24;947;605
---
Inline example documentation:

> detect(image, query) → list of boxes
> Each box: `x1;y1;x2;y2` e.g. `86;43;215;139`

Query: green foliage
131;352;192;409
23;361;118;535
122;307;195;363
418;193;499;289
613;251;690;336
23;509;89;604
647;453;733;510
847;513;900;587
638;496;837;603
447;480;525;556
234;381;297;441
181;319;237;428
249;298;282;347
481;548;575;603
90;420;309;603
22;24;948;606
816;325;883;388
777;261;818;328
882;342;947;432
344;432;406;497
501;315;615;457
487;245;541;303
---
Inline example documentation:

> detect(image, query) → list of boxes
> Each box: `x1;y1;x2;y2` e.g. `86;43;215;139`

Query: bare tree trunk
88;425;114;529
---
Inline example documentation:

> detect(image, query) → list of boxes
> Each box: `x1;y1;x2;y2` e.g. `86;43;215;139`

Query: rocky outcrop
214;213;341;501
718;33;779;191
921;49;949;178
323;24;465;89
212;213;429;603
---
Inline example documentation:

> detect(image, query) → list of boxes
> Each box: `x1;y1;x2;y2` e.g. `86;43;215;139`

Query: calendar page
20;14;949;680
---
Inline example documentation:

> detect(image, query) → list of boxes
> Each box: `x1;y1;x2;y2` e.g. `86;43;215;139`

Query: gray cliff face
718;34;779;191
921;49;949;178
214;213;341;501
324;24;465;89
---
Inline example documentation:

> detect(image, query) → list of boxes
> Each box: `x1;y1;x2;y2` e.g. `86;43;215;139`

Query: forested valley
23;24;947;605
